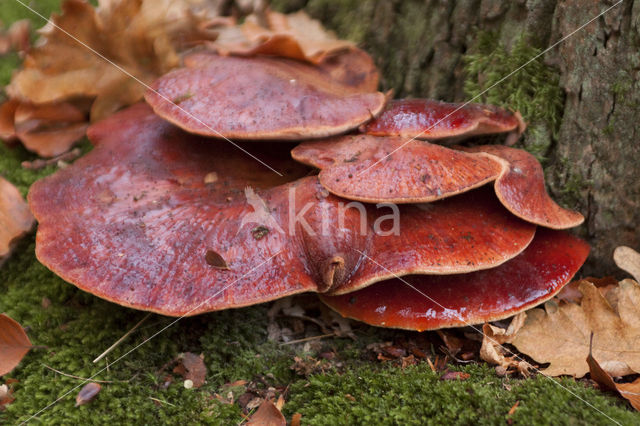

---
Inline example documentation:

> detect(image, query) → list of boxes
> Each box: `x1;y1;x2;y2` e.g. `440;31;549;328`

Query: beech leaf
173;352;207;388
75;382;101;407
614;246;640;283
587;334;640;411
209;10;354;64
511;279;640;378
0;314;32;376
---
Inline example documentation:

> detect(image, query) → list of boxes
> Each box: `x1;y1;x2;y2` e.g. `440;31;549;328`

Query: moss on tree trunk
273;0;640;275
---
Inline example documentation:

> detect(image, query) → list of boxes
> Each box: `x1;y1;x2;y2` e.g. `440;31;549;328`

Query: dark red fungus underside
291;135;502;203
360;99;524;140
28;104;536;316
321;228;589;331
459;145;584;229
145;53;386;140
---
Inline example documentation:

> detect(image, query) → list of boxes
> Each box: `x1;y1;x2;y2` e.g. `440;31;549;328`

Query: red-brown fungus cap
360;99;526;142
458;145;584;229
320;228;589;331
28;104;535;316
291;135;503;203
145;53;387;140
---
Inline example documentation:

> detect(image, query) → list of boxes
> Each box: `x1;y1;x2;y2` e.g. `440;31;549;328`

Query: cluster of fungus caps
28;47;588;332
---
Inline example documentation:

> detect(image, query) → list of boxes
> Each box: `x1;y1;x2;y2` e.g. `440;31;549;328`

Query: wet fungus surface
145;53;387;140
28;104;538;316
320;229;590;331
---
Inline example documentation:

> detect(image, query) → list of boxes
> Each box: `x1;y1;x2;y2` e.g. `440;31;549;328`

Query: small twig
93;313;151;363
149;397;176;407
280;333;335;345
42;364;114;383
21;148;82;170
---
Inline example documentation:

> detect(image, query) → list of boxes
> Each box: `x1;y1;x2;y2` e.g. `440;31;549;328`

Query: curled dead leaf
479;313;532;377
208;10;354;64
512;279;640;378
587;334;640;411
7;0;220;121
0;314;33;376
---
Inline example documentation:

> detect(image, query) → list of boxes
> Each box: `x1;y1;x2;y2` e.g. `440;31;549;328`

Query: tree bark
275;0;640;275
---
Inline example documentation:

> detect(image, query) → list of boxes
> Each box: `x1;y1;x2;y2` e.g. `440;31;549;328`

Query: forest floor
1;1;640;424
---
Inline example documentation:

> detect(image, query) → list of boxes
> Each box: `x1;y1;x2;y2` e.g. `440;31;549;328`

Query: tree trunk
274;0;640;275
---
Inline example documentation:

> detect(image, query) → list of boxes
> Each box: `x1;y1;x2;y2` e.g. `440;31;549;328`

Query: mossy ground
1;1;640;425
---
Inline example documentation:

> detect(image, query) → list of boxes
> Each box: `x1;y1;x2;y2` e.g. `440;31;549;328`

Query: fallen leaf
440;371;470;381
75;382;101;407
290;412;302;426
173;352;206;388
209;10;354;64
13;101;88;157
479;313;532;376
0;383;15;410
0;314;32;376
614;246;640;283
512;279;640;377
0;177;35;265
246;399;286;426
7;0;219;120
556;276;618;304
0;99;19;142
587;334;640;411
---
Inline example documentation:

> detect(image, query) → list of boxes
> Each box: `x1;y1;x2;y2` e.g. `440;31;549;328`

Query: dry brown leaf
13;101;88;158
7;0;219;121
587;335;640;411
512;279;640;378
0;314;32;376
479;313;533;377
0;177;34;264
75;382;101;407
173;352;207;388
0;383;16;411
614;246;640;283
246;399;286;426
209;9;354;64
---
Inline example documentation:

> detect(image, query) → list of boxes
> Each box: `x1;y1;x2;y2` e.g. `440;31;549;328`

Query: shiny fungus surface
320;228;590;331
145;53;387;140
360;99;525;142
28;104;535;315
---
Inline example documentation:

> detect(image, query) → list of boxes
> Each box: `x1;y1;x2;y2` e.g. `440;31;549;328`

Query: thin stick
149;397;176;407
280;333;335;345
42;364;114;383
93;313;151;363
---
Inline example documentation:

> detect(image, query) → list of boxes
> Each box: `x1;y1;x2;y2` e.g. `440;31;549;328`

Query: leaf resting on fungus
0;314;32;376
512;279;640;378
28;104;535;316
208;9;355;64
0;176;34;263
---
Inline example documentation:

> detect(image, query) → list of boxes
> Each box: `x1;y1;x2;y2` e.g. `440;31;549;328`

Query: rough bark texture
274;0;640;275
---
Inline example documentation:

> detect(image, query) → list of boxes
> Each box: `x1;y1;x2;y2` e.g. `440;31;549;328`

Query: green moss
1;2;639;424
284;363;638;425
463;32;565;162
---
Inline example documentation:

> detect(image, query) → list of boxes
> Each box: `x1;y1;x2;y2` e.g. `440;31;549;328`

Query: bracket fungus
28;105;536;316
145;53;386;140
320;229;590;331
25;20;588;332
360;99;526;143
